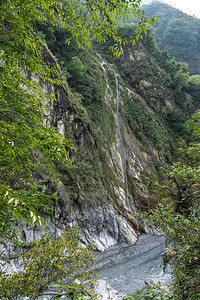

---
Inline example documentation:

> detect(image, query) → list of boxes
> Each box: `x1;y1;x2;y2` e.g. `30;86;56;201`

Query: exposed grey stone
94;280;125;300
19;53;159;251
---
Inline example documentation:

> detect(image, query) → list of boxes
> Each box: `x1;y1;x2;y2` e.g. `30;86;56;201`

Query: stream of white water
115;72;131;210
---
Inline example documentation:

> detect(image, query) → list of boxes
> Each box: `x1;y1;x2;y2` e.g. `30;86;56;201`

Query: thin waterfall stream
115;72;131;210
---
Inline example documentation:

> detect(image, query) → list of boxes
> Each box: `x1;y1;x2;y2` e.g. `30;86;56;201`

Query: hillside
141;1;200;75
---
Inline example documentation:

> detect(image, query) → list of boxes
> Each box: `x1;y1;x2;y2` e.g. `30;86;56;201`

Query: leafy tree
0;228;96;300
67;56;87;85
123;283;174;299
189;75;200;90
146;205;200;300
188;75;200;98
145;112;200;299
1;0;157;58
166;111;190;140
148;163;200;215
1;0;73;240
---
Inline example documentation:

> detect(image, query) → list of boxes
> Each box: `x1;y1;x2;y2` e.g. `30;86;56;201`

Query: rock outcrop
20;38;200;251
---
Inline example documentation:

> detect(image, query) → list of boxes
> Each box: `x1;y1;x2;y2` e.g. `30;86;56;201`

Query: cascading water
115;72;131;210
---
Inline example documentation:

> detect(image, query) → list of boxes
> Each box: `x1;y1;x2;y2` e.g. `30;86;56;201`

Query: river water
96;233;172;295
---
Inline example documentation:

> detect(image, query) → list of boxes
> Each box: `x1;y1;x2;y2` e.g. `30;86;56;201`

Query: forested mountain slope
141;1;200;75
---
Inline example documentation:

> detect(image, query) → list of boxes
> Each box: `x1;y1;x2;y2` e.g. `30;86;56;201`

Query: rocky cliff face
21;38;200;251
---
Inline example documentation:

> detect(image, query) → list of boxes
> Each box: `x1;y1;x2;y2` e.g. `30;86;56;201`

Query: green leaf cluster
144;111;200;299
0;0;74;234
123;283;174;299
145;204;200;300
0;228;96;299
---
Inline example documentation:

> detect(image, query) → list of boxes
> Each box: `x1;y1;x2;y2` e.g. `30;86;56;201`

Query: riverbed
96;233;172;294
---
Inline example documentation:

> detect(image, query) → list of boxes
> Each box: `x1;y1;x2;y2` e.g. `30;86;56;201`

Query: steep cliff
22;28;200;251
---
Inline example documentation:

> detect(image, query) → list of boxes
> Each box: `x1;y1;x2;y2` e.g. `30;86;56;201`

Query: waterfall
97;54;131;211
115;72;131;210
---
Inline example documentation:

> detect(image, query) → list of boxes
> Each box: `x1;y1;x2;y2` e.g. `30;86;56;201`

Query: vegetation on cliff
145;112;200;299
40;19;200;298
123;119;200;298
0;229;96;299
97;25;200;159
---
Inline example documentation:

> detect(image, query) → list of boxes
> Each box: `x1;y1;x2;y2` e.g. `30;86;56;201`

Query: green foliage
1;0;157;57
141;1;200;75
123;284;174;299
0;0;74;237
0;182;59;274
57;162;98;204
36;22;106;121
145;205;200;300
165;111;190;141
99;23;200;166
0;51;71;177
189;75;200;90
145;38;191;92
122;92;176;160
0;51;72;256
147;162;200;215
144;111;200;300
67;56;87;82
182;110;200;165
187;75;200;99
0;228;96;299
58;0;157;56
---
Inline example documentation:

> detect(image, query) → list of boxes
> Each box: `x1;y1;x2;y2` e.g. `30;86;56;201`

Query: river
96;233;172;295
